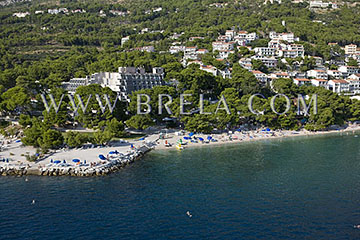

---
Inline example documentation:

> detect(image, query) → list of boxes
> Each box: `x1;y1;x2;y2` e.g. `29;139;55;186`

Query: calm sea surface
1;133;360;239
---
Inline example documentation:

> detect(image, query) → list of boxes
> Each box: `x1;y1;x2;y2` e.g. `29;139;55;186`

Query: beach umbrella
72;159;80;163
207;136;212;140
189;132;194;137
266;128;271;132
198;137;204;141
98;155;106;160
53;160;61;164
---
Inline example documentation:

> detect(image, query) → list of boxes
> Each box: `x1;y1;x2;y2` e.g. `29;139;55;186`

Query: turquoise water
1;133;360;239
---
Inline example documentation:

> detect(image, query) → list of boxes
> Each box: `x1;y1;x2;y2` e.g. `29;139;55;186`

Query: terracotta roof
312;79;328;82
294;78;310;81
331;79;348;84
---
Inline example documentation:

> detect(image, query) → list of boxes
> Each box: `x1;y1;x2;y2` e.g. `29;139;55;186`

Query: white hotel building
62;67;165;102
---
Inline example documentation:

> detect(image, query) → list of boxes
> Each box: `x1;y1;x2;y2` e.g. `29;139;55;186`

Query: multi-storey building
251;56;278;68
252;70;268;84
62;67;165;102
311;79;329;88
184;46;198;60
278;44;304;58
293;78;311;86
307;69;328;79
338;66;359;78
327;70;342;79
345;44;357;55
328;80;350;94
212;41;234;51
254;47;276;56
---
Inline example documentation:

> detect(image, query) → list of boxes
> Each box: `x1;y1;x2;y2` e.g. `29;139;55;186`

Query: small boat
176;144;184;150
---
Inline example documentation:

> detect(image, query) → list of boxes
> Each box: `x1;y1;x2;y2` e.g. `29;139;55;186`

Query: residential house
327;70;342;79
219;68;232;79
169;45;185;54
307;69;328;79
293;78;311;86
348;74;360;81
239;58;253;70
346;78;360;94
184;46;198;60
189;36;205;41
313;56;324;67
245;32;257;42
13;12;30;17
225;30;235;40
311;79;328;88
196;49;209;55
278;44;304;58
338;66;359;78
251;56;278;68
121;36;130;46
234;31;257;44
269;32;298;43
328;80;350;94
217;50;234;59
200;65;218;76
212;41;234;51
252;70;268;83
270;72;290;79
254;47;276;57
345;44;357;55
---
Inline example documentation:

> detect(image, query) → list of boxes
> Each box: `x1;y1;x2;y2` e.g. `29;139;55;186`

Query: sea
1;132;360;239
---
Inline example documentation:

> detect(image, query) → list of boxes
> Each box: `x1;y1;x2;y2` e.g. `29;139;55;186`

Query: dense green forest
0;0;360;149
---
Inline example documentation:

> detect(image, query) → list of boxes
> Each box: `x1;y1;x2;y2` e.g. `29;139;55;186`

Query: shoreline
153;125;360;151
0;142;156;177
0;125;359;177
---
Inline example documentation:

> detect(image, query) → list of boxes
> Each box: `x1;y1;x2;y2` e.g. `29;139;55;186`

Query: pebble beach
1;124;360;177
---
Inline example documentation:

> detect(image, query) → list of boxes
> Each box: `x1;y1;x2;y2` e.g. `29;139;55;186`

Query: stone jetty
0;143;154;177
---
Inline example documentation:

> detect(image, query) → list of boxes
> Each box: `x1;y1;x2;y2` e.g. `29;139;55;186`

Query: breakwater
0;143;154;177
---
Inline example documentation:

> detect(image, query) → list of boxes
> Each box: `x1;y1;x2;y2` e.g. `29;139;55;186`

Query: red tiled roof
331;79;348;84
294;78;310;81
